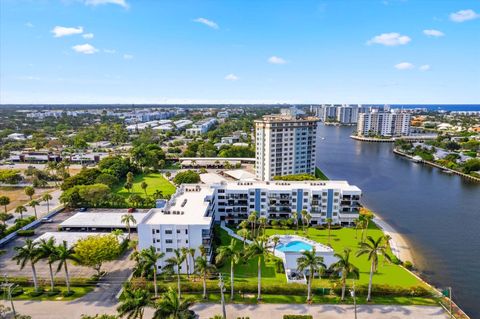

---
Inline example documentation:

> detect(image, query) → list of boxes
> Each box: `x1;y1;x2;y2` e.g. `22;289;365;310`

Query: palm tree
55;240;77;293
270;236;280;254
300;210;307;233
329;248;359;301
188;248;196;277
166;249;185;299
246;239;270;300
216;239;241;300
362;213;374;242
42;193;53;214
140;246;165;298
292;212;299;233
121;214;137;240
28;200;40;219
237;228;249;248
356;236;392;301
195;255;216;299
153;190;163;200
15;205;27;219
153;288;194;319
24;186;35;200
140;182;148;196
248;212;257;238
305;213;312;235
257;217;267;236
296;248;326;301
37;237;58;291
326;218;333;245
353;218;360;239
0;195;10;214
180;247;191;279
13;239;40;291
117;287;152;319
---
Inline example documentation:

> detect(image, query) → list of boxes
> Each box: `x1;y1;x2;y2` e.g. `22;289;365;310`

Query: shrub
62;290;75;297
17;230;35;236
28;289;44;297
404;261;414;270
283;316;313;319
46;289;61;296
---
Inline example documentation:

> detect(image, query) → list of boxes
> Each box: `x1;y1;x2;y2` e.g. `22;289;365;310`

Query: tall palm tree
140;246;165;298
15;205;27;219
180;247;191;279
246;239;270;300
353;218;360;239
117;287;152;319
55;240;77;293
305;213;312;235
188;248;196;277
153;288;194;319
121;214;136;240
42;193;53;214
13;239;40;291
300;210;308;233
326;218;333;245
362;213;374;242
37;237;58;291
329;248;359;301
153;190;163;200
296;248;326;301
140;181;148;197
165;249;185;299
237;228;249;248
248;212;257;238
257;217;267;236
24;186;35;201
195;255;216;299
356;236;392;301
0;195;10;214
28;200;40;219
270;236;280;254
216;239;241;300
291;212;299;233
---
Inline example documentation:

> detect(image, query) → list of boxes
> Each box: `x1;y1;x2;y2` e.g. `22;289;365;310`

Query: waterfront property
357;109;411;137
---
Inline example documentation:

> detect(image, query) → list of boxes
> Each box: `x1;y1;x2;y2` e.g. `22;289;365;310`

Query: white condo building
138;180;361;273
186;118;218;136
255;113;319;181
357;110;411;137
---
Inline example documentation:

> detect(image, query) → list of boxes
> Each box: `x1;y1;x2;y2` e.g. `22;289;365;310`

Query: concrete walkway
220;221;253;244
0;301;448;319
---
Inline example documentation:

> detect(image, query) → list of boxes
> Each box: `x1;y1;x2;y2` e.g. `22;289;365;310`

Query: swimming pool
276;240;313;252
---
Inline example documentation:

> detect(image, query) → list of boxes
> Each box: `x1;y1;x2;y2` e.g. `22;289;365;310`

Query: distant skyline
1;0;479;104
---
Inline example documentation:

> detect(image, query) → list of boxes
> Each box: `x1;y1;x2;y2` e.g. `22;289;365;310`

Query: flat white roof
60;212;150;228
200;173;228;185
224;169;256;181
222;180;361;192
143;186;212;226
34;232;126;248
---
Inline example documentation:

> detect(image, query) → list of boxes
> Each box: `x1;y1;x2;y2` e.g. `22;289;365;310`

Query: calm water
316;125;480;318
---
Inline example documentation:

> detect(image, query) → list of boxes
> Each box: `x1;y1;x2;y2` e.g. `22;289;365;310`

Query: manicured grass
315;167;329;180
12;286;94;301
183;293;439;306
113;173;176;199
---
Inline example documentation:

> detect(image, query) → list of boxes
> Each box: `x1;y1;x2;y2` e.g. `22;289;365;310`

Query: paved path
0;301;448;319
5;189;62;226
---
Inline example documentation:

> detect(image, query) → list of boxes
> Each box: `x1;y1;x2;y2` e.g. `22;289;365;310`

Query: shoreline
372;215;414;263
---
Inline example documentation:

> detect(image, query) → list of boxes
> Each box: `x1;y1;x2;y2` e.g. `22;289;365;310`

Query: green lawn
216;222;424;289
113;173;176;199
12;286;94;301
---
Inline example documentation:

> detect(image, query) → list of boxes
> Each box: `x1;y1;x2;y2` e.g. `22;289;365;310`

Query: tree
270;236;280;254
24;186;35;200
117;287;152;319
330;248;359;301
153;288;194;319
165;249;185;299
0;196;10;214
188;248;196;277
356;236;392;301
139;246;164;298
121;214;137;240
296;247;326;301
173;170;200;184
42;193;53;214
237;228;249;248
362;213;374;242
55;240;77;293
75;234;121;276
13;239;40;291
124;182;133;194
292;212;299;233
195;255;216;299
257;217;267;236
127;172;135;184
181;247;191;278
216;238;241;300
300;210;307;234
153;190;163;200
326;218;333;245
246;239;270;300
15;205;27;219
37;237;58;291
28;200;40;219
248;212;257;238
305;213;312;235
140;182;148;196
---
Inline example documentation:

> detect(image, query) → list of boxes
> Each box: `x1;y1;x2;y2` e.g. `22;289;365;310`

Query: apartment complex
357;110;411;136
186;118;218;136
254;113;319;181
137;180;361;273
312;104;366;124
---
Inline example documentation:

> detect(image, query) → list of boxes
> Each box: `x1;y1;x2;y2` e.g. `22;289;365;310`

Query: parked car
41;217;54;223
79;207;88;212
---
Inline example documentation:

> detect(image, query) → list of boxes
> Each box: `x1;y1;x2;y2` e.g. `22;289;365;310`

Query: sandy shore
373;216;414;263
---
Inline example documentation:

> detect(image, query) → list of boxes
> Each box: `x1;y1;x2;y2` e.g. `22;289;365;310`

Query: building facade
254;114;319;181
357;110;411;137
186;118;218;136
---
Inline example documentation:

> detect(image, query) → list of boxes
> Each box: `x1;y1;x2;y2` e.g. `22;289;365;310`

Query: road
0;301;449;319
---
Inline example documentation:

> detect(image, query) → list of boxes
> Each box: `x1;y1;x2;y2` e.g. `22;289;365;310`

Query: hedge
0;216;36;239
17;229;35;236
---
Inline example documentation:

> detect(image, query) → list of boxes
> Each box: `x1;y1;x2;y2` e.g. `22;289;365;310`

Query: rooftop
34;232;126;248
60;212;150;228
219;180;361;192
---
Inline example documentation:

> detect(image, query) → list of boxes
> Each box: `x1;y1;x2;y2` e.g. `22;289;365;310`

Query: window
165;239;173;244
165;230;173;235
185;229;188;234
177;229;181;234
166;248;173;252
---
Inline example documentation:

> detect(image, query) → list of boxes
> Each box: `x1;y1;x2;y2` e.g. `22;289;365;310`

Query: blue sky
0;0;479;104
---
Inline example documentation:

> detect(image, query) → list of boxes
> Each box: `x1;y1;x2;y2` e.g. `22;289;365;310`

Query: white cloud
394;62;415;70
52;26;83;38
224;74;239;81
193;18;219;29
268;56;287;64
423;29;444;37
104;49;116;54
419;64;431;71
123;54;134;60
367;32;411;46
84;0;128;8
82;33;94;39
25;22;34;28
72;43;98;54
450;9;479;22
